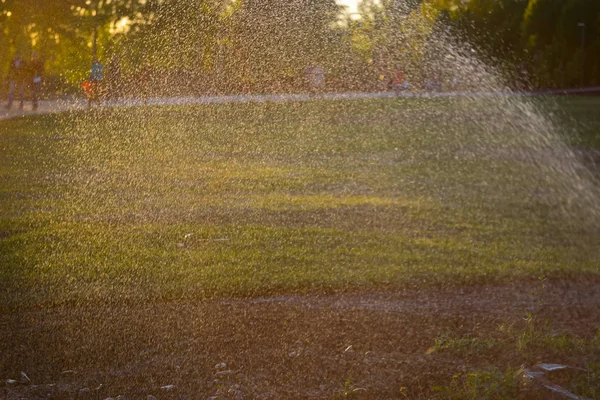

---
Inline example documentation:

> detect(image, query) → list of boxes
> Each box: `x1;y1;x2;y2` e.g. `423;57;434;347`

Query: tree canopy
1;0;599;94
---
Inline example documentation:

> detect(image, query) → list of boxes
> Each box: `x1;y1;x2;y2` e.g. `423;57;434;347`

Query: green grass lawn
1;96;599;310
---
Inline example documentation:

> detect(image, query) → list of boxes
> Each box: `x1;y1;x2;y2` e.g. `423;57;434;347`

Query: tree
523;0;600;87
0;0;150;91
225;0;344;91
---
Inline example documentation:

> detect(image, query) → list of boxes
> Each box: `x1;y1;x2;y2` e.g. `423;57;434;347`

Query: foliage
1;0;599;93
432;333;497;357
223;0;347;91
430;316;600;399
0;0;147;88
347;0;600;89
432;368;524;400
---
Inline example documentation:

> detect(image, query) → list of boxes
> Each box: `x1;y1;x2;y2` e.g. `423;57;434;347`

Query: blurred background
1;0;599;99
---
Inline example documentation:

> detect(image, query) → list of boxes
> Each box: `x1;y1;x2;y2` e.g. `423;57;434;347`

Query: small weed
432;333;497;357
570;363;600;399
333;377;367;399
430;320;600;399
432;367;525;400
513;313;586;356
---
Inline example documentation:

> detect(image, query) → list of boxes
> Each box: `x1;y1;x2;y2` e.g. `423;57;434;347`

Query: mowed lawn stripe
1;98;598;309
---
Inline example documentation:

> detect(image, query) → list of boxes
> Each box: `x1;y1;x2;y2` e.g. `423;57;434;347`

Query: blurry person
140;62;151;105
450;77;458;91
106;55;122;100
313;65;325;92
305;66;314;93
137;51;151;105
91;58;104;86
84;58;104;107
6;53;26;110
29;52;44;111
433;73;442;92
425;78;433;92
306;65;325;94
391;68;405;95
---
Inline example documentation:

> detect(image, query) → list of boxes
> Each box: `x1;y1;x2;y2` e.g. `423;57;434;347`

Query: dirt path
2;280;599;399
0;93;393;121
3;86;600;121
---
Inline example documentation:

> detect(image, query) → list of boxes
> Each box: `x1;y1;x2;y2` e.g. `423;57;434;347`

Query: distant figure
425;79;433;92
106;56;122;100
140;64;150;105
29;52;44;111
432;74;442;92
84;58;104;107
91;58;104;83
306;65;325;94
391;69;405;95
5;53;26;110
450;77;458;91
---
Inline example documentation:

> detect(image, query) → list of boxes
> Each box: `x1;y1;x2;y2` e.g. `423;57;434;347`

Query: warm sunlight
337;0;359;13
111;16;131;34
1;1;599;398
